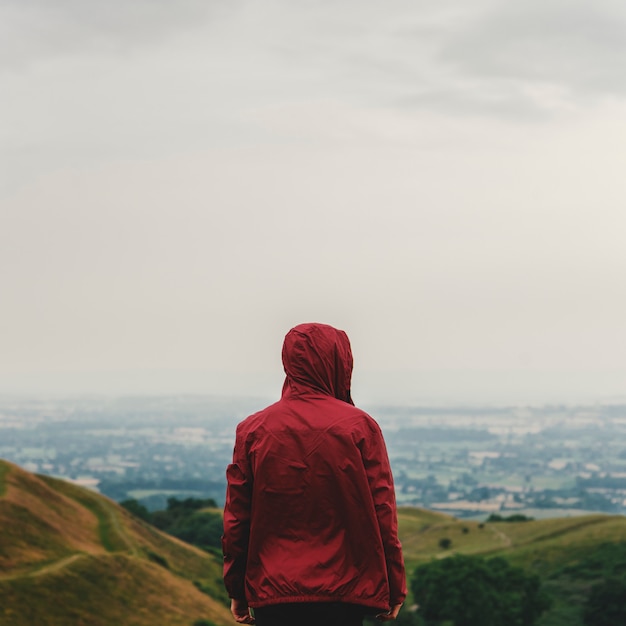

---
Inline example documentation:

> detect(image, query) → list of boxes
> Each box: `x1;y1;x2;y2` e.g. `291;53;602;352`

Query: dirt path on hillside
0;503;139;583
0;554;85;582
100;498;139;556
488;525;512;548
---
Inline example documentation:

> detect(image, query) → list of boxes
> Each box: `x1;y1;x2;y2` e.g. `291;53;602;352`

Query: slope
0;459;234;626
397;507;626;626
397;506;626;575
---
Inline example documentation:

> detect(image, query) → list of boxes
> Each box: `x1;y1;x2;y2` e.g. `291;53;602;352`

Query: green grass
0;462;234;625
78;497;130;553
535;579;590;626
39;475;131;553
398;509;508;570
501;517;626;575
4;463;626;626
399;508;626;568
399;507;626;626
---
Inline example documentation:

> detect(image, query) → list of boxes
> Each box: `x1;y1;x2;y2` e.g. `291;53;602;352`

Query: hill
396;506;626;626
397;506;626;573
0;459;234;626
3;458;626;626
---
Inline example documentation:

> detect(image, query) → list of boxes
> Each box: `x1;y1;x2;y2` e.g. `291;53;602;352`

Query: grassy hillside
397;506;626;573
0;459;234;626
3;458;625;626
397;506;626;626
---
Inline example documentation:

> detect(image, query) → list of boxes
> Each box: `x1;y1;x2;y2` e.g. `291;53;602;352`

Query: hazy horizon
1;367;625;407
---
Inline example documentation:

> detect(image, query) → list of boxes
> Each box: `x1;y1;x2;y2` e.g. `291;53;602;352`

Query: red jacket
222;323;406;611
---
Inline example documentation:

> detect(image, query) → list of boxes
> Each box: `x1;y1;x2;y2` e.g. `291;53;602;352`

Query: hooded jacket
222;323;406;611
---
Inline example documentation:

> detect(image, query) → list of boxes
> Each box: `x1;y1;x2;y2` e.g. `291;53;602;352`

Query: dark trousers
254;602;367;626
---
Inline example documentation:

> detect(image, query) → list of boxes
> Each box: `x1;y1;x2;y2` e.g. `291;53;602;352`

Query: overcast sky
1;0;625;404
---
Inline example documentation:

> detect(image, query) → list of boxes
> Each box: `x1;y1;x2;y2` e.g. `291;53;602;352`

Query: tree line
121;496;223;553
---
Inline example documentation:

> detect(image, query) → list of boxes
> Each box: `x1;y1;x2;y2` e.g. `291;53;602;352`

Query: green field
397;506;626;626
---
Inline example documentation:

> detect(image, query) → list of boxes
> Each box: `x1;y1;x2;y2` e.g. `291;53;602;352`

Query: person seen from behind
222;322;407;625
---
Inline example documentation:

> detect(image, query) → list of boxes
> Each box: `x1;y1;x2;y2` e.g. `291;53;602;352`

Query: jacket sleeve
222;425;253;600
362;420;407;606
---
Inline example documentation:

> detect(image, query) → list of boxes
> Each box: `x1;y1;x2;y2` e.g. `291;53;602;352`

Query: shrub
583;577;626;626
412;555;551;626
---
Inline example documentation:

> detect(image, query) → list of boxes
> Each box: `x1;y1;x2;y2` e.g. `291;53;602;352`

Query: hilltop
397;506;626;573
0;459;234;626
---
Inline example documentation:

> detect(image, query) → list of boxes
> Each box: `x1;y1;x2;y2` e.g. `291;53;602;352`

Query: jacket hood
281;323;354;404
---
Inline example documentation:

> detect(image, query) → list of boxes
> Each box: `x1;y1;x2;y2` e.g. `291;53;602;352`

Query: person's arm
222;426;253;605
362;420;407;611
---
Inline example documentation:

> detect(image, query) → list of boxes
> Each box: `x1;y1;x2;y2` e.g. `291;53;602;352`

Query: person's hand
376;603;403;621
230;598;255;624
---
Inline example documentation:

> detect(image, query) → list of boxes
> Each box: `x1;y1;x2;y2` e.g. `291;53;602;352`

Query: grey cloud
382;0;626;117
254;0;626;118
399;85;550;121
439;1;626;99
4;0;626;122
0;0;231;69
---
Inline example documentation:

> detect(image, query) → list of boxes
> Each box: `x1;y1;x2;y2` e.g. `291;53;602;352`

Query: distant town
1;395;625;518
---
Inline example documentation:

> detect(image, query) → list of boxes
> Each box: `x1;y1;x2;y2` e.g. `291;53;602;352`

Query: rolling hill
396;506;626;626
0;459;234;626
2;458;626;626
396;505;626;574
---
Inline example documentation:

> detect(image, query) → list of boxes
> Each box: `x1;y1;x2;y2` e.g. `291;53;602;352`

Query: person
222;322;407;626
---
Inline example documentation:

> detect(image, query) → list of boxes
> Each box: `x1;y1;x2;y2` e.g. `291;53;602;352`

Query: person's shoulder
358;410;383;435
236;399;282;434
332;399;382;433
